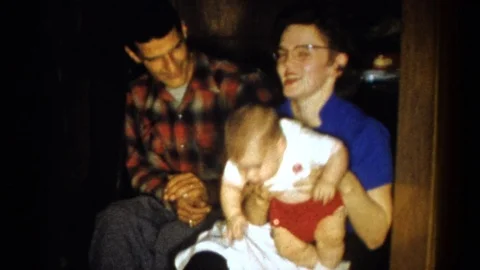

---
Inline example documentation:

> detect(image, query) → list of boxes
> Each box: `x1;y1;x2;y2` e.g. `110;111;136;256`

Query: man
88;1;278;269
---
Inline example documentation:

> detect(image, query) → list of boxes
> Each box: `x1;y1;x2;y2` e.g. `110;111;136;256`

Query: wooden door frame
390;0;460;269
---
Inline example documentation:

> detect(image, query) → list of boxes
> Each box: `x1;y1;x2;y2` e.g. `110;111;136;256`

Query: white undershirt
166;84;188;108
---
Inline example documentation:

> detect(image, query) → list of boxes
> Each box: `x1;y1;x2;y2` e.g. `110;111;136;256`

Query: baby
220;104;349;269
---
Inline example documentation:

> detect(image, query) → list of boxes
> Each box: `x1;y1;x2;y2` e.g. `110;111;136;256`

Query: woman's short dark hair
271;2;353;55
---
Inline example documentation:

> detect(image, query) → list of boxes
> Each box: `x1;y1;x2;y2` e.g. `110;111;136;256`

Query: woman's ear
334;53;349;76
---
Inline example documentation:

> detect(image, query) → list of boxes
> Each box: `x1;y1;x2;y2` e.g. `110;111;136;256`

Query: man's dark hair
271;2;353;55
123;0;182;49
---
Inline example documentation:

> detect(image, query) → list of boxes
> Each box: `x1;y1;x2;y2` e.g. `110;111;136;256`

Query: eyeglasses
273;44;330;63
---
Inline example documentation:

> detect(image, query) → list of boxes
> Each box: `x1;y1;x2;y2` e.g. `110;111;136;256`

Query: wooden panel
390;0;460;269
173;0;242;37
173;0;294;53
390;0;437;268
174;0;293;38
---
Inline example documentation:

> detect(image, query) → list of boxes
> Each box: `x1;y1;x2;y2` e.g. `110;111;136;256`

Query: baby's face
236;144;283;184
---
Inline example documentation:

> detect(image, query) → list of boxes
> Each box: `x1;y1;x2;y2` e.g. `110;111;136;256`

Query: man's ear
124;45;142;64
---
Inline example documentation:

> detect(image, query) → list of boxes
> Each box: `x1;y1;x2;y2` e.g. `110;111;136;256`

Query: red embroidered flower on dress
292;163;303;174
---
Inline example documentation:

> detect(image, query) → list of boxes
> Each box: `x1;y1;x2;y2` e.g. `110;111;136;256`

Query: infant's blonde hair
225;104;283;162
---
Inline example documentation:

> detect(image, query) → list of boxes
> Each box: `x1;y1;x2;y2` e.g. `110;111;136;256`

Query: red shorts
268;193;343;243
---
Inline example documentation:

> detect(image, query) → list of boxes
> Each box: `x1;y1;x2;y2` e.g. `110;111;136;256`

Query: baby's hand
312;181;336;205
225;214;247;243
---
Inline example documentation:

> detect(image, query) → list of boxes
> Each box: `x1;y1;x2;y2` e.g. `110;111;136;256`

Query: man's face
275;24;339;100
126;26;194;88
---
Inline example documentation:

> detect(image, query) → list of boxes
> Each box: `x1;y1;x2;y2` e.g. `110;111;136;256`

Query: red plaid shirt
125;53;277;199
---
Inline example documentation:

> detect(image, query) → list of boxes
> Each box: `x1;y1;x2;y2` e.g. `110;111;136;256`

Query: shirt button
272;219;280;226
178;114;183;119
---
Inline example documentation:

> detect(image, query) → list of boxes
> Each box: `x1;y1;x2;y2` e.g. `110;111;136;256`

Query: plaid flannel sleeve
124;91;168;200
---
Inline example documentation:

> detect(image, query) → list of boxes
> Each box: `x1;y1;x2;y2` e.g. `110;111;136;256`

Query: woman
176;3;393;269
267;3;393;269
